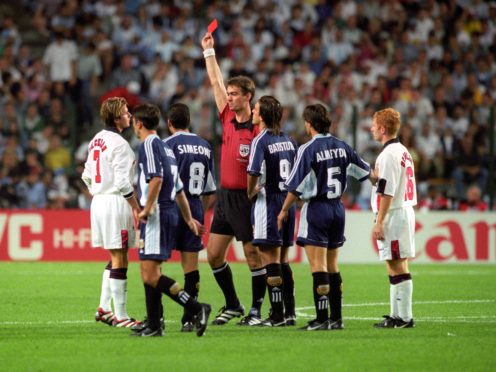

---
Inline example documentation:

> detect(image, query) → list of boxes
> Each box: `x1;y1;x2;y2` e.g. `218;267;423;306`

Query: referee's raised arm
201;32;227;113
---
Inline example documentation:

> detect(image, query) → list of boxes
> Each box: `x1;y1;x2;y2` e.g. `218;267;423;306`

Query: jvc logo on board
0;213;92;261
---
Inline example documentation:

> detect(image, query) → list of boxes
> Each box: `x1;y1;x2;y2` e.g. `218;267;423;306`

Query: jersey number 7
93;150;102;184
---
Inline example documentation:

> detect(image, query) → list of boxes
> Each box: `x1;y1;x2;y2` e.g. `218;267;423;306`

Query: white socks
110;278;129;320
395;279;413;321
98;268;112;311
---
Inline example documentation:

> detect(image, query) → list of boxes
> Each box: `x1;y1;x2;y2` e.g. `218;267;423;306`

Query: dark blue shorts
139;203;178;261
296;199;345;249
252;191;295;248
174;196;204;253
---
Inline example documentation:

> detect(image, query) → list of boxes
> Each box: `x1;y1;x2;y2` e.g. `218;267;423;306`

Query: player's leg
109;247;139;327
280;247;296;325
300;245;329;330
280;203;296;325
180;251;200;332
95;260;113;324
260;246;285;326
131;259;163;336
209;191;245;323
235;191;265;324
374;208;415;328
386;258;414;328
327;248;344;330
153;271;211;337
238;241;266;325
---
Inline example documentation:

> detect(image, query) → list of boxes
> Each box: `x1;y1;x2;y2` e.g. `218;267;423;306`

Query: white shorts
90;194;136;249
376;206;415;261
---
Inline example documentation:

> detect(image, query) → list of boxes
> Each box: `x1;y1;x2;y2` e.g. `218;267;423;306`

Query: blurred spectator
42;31;78;87
418;185;452;212
44;134;71;173
458;185;488;212
452;134;488;199
75;41;102;128
16;168;47;209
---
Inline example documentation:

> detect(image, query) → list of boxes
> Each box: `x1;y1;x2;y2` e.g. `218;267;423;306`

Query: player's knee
207;251;223;267
266;275;283;287
316;284;330;296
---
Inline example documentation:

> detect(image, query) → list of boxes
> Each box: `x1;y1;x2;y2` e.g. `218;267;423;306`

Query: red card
208;19;218;33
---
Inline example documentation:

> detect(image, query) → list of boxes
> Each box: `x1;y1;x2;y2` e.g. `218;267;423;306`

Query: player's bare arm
277;192;299;231
176;190;202;236
201;193;214;214
201;32;227;112
247;174;260;200
139;177;162;222
373;194;393;240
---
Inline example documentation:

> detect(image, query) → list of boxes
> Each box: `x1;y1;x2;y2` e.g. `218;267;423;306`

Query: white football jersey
371;140;417;213
82;129;135;197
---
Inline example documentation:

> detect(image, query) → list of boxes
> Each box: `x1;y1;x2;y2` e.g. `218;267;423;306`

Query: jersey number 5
404;166;414;201
93;150;101;184
327;166;342;199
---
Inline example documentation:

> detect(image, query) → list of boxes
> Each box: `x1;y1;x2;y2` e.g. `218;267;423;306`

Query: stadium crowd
0;0;494;211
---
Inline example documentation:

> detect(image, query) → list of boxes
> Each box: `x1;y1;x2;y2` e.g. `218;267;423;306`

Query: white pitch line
295;299;495;311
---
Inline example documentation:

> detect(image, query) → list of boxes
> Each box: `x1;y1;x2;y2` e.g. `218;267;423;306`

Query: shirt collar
104;127;121;135
383;137;400;149
231;115;253;130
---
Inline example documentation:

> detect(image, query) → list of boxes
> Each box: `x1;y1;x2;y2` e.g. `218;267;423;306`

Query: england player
278;104;373;331
201;32;266;326
370;108;416;329
247;96;298;327
82;97;141;328
130;103;210;337
163;103;216;332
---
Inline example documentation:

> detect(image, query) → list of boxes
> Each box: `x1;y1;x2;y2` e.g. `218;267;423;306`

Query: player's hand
132;209;140;229
187;219;203;236
201;32;214;49
277;210;288;231
372;223;385;241
138;210;149;224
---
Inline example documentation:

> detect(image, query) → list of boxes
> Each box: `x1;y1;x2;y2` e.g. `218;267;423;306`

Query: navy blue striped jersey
137;134;183;206
163;132;216;198
247;129;297;194
285;133;370;200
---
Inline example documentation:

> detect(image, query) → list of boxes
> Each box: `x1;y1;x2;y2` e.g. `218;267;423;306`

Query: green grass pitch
0;262;495;371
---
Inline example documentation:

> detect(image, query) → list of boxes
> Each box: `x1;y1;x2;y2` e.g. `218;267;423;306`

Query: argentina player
247;96;298;326
163;103;216;332
278;104;376;331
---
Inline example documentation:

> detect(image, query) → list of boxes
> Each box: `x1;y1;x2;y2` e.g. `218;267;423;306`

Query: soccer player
278;104;373;331
163;103;216;332
370;108;416;329
82;97;141;328
247;96;298;327
130;103;211;337
201;32;266;325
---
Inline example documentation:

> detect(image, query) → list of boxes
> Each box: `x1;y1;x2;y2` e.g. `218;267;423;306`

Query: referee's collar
383;137;399;149
231;115;254;131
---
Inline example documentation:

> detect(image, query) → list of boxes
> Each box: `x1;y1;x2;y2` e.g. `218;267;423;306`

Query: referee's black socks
212;262;240;309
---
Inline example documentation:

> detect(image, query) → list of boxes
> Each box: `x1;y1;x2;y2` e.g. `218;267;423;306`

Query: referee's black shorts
210;188;253;242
